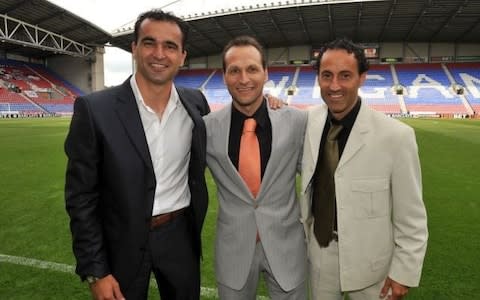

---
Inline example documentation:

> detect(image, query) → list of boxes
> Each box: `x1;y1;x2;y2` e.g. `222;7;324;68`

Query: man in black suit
65;9;209;300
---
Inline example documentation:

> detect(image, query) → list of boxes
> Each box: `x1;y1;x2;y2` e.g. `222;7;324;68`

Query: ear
359;71;367;85
180;50;187;67
264;68;269;82
131;41;137;53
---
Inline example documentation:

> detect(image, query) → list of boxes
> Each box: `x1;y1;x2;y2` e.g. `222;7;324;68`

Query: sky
47;0;279;86
48;0;167;86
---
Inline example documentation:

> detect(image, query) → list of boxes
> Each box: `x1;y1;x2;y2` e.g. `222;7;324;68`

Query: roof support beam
265;10;288;43
429;0;469;41
404;1;431;41
0;13;93;57
354;3;364;42
295;7;311;44
327;5;334;41
211;17;233;40
455;15;480;42
237;13;264;44
185;23;223;52
378;0;397;41
185;41;208;57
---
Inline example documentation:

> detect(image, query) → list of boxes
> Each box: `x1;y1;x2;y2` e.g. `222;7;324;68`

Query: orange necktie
239;118;261;198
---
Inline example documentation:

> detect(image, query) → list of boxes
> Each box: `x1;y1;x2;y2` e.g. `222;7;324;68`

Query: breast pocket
351;178;390;219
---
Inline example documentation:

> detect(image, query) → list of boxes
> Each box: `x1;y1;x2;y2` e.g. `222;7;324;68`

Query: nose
239;71;250;84
329;76;341;91
153;45;166;59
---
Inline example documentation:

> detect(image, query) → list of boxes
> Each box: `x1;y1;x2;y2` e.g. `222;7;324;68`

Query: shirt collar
328;97;361;130
130;75;180;115
232;97;268;129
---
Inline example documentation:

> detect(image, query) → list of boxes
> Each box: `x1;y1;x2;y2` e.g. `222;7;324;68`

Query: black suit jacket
64;78;209;288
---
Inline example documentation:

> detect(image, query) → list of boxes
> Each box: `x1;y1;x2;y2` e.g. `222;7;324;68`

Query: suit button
254;204;259;209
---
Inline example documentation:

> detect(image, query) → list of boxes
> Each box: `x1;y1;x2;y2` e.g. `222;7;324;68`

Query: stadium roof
0;0;111;58
111;0;480;59
0;0;479;60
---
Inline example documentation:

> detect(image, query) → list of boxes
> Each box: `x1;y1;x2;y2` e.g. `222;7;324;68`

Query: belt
150;207;186;229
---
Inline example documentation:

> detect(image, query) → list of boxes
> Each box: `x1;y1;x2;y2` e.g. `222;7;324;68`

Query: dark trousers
123;214;200;299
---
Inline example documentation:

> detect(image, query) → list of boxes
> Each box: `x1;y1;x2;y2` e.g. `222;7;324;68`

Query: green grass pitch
0;117;479;299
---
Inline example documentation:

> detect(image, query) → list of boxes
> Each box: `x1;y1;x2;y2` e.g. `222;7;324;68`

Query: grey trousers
218;241;307;300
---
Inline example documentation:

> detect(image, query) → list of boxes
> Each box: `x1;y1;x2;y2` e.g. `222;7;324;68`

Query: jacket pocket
371;253;391;271
351;178;389;218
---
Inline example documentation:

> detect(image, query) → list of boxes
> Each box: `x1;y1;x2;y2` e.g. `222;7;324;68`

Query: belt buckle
332;230;338;242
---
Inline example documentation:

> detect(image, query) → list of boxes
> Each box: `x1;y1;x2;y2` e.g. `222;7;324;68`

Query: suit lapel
337;102;370;170
308;106;328;168
256;107;278;200
214;104;264;203
302;105;328;193
114;78;153;170
177;87;205;161
226;105;254;198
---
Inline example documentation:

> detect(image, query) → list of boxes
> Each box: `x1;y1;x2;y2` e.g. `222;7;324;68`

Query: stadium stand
2;58;480;117
360;64;402;114
291;66;318;106
175;68;213;89
263;66;296;98
0;59;83;116
447;62;480;114
395;63;469;115
0;0;479;118
170;63;480;115
202;69;230;106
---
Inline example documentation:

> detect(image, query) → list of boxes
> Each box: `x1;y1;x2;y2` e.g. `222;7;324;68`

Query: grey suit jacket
204;103;307;291
300;102;428;291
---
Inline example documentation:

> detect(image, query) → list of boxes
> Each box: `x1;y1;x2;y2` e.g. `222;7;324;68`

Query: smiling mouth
329;93;344;99
150;63;168;70
237;86;254;93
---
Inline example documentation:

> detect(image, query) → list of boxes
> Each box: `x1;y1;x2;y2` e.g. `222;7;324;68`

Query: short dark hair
221;35;267;72
314;38;369;74
133;9;189;51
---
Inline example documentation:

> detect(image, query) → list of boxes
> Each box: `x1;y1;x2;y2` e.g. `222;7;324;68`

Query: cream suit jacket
205;103;307;291
300;102;428;291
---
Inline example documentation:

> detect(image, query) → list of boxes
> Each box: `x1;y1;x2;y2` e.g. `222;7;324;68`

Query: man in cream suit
300;38;428;300
204;36;307;299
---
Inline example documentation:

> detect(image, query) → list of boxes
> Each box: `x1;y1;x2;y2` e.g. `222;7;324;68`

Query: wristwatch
86;275;100;284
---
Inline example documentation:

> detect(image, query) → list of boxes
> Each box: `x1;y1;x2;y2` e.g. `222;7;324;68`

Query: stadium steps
441;63;474;115
390;64;408;114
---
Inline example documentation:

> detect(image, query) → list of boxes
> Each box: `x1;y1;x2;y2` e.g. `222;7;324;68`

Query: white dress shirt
130;76;193;216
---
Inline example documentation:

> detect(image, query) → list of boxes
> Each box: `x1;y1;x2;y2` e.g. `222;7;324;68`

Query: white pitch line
0;254;269;300
0;253;75;273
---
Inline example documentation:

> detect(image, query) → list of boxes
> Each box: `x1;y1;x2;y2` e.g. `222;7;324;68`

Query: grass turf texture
0;117;479;299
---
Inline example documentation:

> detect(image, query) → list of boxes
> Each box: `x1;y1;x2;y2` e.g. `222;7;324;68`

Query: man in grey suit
204;36;307;299
300;38;428;300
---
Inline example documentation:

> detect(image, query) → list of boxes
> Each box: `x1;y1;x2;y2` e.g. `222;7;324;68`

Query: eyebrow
139;36;155;43
139;37;179;48
164;40;179;48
